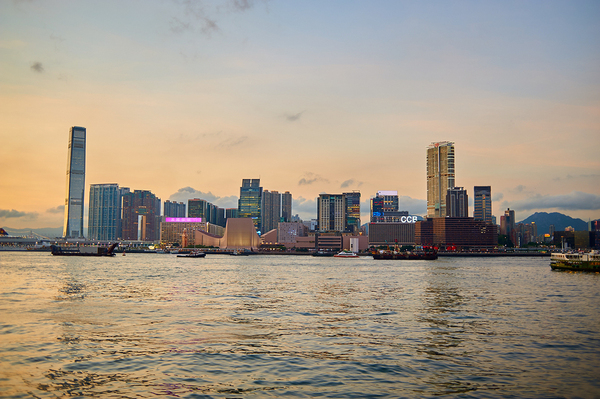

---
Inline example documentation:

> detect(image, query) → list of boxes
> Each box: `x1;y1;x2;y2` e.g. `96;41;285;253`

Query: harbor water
1;252;599;398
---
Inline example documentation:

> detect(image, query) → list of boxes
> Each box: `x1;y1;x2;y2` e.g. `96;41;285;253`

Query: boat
550;251;600;272
312;250;335;257
333;250;359;258
372;246;438;260
51;243;118;257
177;251;206;258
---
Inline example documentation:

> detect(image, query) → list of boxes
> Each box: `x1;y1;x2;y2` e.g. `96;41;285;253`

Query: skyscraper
261;190;281;233
473;186;492;223
370;190;398;222
121;190;161;241
238;179;262;233
63;126;86;238
281;191;292;223
445;187;468;217
344;191;361;233
427;141;455;218
317;194;346;232
88;184;127;241
164;200;186;218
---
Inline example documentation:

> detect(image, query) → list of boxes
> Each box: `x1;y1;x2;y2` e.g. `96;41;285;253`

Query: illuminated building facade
473;186;492;223
427;141;455;218
63;126;86;238
345;191;361;233
238;179;262;233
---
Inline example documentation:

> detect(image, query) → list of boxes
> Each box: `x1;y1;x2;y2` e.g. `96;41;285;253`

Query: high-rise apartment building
345;191;361;233
88;184;127;240
281;191;292;223
261;190;281;233
446;187;468;217
317;194;346;232
164;200;186;218
473;186;492;223
427;141;455;218
238;179;262;233
122;190;161;241
63;126;86;238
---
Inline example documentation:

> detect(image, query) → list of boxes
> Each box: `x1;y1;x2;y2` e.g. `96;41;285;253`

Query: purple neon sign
165;217;203;223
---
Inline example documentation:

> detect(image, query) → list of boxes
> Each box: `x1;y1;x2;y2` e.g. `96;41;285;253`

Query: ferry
550;251;600;272
51;243;118;257
333;250;359;258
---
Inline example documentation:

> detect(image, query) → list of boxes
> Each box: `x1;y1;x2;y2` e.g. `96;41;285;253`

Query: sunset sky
1;0;599;231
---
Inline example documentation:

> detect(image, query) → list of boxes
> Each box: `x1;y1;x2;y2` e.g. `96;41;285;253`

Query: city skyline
1;1;599;230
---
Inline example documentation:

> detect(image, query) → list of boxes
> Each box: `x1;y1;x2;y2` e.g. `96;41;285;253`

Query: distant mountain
517;212;588;235
2;226;63;239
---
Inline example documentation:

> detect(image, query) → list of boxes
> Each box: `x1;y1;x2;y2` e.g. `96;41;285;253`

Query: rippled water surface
1;252;599;398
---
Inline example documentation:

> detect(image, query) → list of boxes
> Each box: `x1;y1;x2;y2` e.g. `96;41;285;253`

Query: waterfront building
473;186;492;223
368;222;415;247
278;222;308;244
446;187;468;218
516;222;538;246
281;191;292;223
345;191;361;234
415;217;498;248
164;200;186;218
426;141;455;218
122;190;161;241
317;194;346;232
160;219;206;244
238;179;262;233
63;126;86;238
261;190;281;233
88;184;127;241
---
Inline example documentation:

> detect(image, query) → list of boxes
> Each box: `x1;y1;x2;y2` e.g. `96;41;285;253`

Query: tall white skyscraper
63;126;86;238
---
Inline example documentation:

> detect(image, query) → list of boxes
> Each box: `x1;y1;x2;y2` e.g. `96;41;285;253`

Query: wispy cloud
46;205;64;214
504;191;600;211
284;111;304;122
340;179;363;189
399;196;427;216
0;209;38;219
298;173;328;186
30;62;44;73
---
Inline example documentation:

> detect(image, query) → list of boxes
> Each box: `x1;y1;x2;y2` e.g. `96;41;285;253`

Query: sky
1;0;599;231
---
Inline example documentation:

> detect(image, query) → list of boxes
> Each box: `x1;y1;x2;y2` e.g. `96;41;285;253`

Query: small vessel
312;250;335;257
550;251;600;272
334;250;359;258
177;251;206;258
51;243;118;257
372;246;438;260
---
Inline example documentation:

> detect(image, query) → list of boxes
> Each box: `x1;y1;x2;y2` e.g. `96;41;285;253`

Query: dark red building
415;217;498;249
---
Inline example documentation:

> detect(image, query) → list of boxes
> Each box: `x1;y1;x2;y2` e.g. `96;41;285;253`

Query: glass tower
238;179;262;233
473;186;492;223
88;184;125;241
344;191;361;233
426;141;455;218
63;126;86;238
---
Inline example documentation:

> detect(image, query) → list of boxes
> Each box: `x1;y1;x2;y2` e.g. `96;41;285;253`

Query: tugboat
550;251;600;272
51;243;118;257
177;251;206;258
